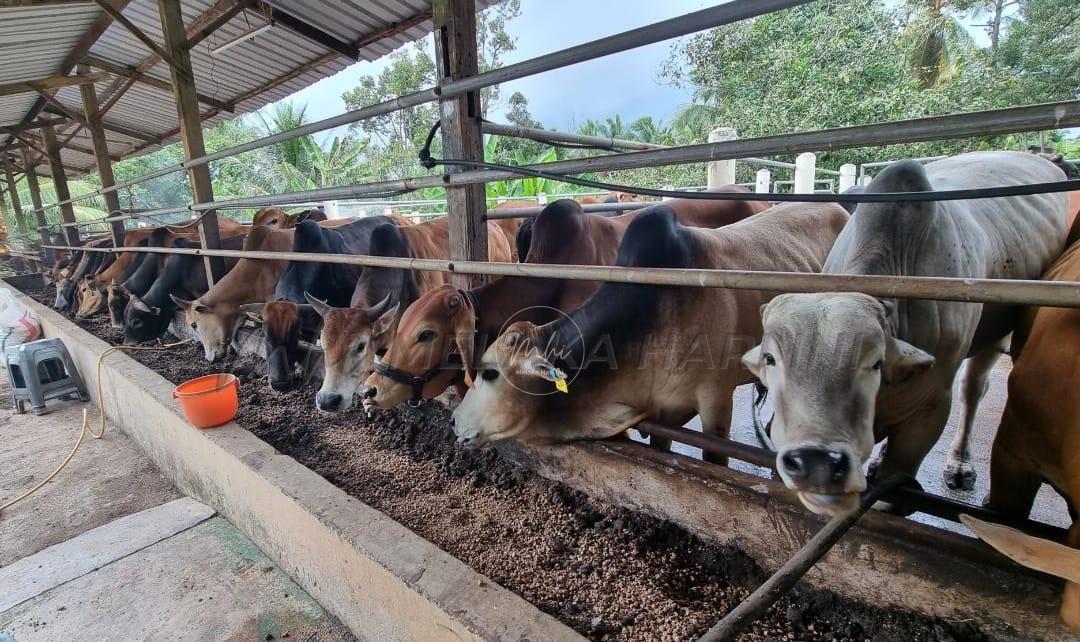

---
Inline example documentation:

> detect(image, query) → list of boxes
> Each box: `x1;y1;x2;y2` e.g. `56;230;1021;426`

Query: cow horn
130;294;152;314
364;294;393;321
169;294;194;311
303;292;332;318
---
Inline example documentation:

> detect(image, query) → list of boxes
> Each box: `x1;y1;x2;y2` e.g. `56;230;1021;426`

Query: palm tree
901;0;977;87
628;116;668;144
258;101;370;192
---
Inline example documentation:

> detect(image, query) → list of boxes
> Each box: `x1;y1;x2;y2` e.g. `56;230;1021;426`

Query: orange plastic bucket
173;373;239;428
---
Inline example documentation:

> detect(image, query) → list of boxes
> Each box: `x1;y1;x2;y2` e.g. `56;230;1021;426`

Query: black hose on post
697;474;912;642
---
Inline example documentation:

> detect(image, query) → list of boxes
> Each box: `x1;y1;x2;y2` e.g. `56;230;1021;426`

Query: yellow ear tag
550;368;569;393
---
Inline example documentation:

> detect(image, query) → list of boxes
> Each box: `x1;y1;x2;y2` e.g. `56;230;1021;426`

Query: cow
170;225;298;362
488;200;536;262
54;236;113;312
958;223;1080;633
361;191;768;413
740;152;1070;517
74;227;160;319
450;202;850;461
311;216;513;412
107;220;247;328
251;207;327;229
228;214;413;390
122;235;245;345
602;191;644;203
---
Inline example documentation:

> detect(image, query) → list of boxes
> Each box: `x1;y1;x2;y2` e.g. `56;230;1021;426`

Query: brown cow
361;189;767;412
251;207;327;229
965;220;1080;633
450;203;850;459
311;216;513;412
171;225;297;362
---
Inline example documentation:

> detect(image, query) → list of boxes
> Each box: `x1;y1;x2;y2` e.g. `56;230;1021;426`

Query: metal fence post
793;152;816;193
755;169;771;194
838;163;857;192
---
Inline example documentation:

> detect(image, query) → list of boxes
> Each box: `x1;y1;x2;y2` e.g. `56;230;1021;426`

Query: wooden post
2;157;29;242
78;62;126;247
41;124;81;249
21;146;51;264
433;0;487;289
706;127;738;189
158;0;224;285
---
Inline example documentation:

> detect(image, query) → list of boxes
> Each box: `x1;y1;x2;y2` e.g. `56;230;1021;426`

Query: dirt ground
29;286;991;641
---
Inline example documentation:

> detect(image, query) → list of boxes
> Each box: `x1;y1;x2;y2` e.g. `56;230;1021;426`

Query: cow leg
875;393;954;484
945;342;1004;490
698;396;734;466
982;425;1041;517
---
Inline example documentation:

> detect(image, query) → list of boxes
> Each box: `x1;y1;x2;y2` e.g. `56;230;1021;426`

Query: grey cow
742;151;1070;516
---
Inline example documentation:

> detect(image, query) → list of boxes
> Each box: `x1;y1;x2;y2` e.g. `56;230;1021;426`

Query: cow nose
361;385;376;399
779;446;850;488
316;392;342;412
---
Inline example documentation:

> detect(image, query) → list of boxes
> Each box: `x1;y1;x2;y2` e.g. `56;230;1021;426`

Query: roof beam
90;0;192;80
264;5;359;60
0;72;109;98
82;55;235;112
186;0;256;49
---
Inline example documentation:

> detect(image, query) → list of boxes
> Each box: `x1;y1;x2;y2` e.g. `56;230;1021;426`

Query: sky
264;0;710;142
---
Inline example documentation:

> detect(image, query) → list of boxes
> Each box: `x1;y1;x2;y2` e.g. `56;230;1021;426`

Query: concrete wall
5;280;579;642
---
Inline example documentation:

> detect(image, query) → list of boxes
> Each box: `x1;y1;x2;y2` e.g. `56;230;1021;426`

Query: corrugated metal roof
0;3;102;130
3;0;484;176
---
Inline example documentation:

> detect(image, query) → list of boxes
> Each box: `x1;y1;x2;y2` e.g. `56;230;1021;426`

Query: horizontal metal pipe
40;244;1080;308
188;100;1080;212
860;155;948;170
484;201;647;219
30;0;807;215
481;121;664;151
633;423;1068;541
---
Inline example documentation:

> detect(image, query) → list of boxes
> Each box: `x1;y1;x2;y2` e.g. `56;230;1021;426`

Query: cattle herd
45;151;1080;631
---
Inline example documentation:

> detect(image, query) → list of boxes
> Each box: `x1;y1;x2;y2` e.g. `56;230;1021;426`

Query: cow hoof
944;461;976;491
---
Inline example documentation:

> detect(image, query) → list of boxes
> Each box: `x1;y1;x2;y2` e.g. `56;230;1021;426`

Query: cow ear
883;336;934;385
742;344;765;379
303;292;332;318
961;515;1080;584
371;302;400;338
169;294;194;311
448;291;477;383
521;353;566;383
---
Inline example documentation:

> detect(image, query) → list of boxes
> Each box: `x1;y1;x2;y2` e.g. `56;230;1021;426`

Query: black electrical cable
419;121;1080;204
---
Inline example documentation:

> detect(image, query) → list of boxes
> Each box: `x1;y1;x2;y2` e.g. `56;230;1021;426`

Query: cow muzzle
777;444;864;516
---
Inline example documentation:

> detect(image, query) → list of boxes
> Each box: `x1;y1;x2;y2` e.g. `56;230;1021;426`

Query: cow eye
763;352;776;366
132;319;142;329
481;368;499;381
190;322;197;330
417;329;436;342
355;341;366;354
872;360;883;371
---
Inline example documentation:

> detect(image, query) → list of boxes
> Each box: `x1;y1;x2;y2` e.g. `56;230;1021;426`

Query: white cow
743;151;1069;516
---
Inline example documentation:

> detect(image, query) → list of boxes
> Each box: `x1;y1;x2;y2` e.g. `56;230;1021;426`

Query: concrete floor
0;379;355;641
642;356;1071;531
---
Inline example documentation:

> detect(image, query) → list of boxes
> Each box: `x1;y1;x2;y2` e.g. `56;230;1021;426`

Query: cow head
54;277;75;310
258;300;313;392
251;208;290;229
742;293;934;516
361;285;473;410
171;295;243;363
452;321;567;448
106;282;129;328
311;293;397;413
74;277;108;319
122;293;169;345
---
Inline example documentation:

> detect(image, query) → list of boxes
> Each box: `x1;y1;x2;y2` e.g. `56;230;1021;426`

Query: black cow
122;236;244;345
258;215;403;391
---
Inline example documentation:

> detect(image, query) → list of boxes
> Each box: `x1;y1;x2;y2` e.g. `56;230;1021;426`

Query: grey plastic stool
5;338;89;415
